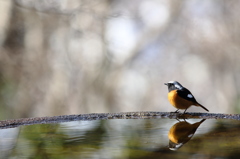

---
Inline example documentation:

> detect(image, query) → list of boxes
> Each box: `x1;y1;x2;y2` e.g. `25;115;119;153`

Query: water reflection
3;118;240;158
168;119;206;151
0;127;19;158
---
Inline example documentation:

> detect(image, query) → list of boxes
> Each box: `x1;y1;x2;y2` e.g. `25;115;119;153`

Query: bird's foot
170;111;179;114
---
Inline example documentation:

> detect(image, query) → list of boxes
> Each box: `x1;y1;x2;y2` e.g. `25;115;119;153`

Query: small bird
168;119;206;150
164;81;209;113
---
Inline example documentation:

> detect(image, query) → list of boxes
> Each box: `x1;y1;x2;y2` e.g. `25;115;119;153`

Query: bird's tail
196;103;209;112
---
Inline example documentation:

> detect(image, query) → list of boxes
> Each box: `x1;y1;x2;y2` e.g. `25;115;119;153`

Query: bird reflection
168;119;206;151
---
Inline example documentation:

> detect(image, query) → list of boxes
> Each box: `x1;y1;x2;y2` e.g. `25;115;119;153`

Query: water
0;118;240;159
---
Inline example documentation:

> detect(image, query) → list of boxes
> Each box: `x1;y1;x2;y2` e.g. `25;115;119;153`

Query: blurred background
0;0;240;120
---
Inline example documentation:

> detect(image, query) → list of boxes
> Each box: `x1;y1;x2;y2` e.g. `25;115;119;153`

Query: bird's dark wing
177;88;198;103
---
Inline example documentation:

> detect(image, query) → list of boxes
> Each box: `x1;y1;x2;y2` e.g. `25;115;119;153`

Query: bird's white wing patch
187;94;193;98
174;84;182;89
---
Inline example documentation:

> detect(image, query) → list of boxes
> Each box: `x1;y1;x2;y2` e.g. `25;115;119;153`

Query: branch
1;112;240;129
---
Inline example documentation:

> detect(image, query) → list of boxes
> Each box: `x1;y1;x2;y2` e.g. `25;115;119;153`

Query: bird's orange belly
168;90;193;109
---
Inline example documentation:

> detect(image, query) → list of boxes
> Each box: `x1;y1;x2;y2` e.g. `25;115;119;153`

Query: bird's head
164;81;183;92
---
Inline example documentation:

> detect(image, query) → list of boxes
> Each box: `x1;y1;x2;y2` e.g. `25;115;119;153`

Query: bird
168;119;206;150
164;81;209;113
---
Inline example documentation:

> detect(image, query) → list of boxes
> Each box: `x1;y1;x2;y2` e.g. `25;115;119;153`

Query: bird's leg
176;118;181;122
183;108;188;114
174;109;180;113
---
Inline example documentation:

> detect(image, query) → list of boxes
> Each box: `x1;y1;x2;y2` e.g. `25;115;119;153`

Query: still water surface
0;119;239;158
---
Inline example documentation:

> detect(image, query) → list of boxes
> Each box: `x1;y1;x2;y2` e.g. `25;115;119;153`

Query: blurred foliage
0;0;240;119
0;76;16;120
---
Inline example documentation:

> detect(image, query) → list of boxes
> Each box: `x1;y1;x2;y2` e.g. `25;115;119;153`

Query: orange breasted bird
168;119;206;150
164;81;209;113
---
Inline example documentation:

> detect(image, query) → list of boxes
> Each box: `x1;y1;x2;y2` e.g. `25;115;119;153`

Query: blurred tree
0;0;240;119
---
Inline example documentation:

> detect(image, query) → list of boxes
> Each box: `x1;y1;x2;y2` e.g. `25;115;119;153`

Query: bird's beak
164;83;168;86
